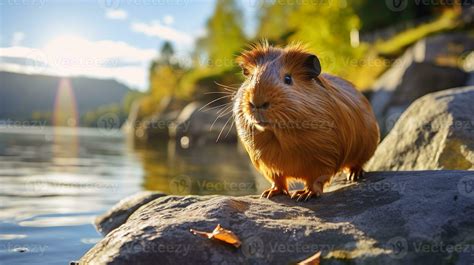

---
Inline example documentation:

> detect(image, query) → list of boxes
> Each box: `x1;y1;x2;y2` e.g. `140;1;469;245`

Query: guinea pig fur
233;42;380;201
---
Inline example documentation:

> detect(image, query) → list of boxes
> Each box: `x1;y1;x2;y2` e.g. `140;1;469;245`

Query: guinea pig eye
284;74;292;85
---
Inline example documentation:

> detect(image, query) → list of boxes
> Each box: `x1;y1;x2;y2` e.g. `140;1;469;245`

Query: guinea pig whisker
224;116;235;138
210;106;232;131
216;104;233;115
199;95;233;112
216;105;232;116
202;102;231;112
204;91;233;95
216;113;234;143
214;81;239;91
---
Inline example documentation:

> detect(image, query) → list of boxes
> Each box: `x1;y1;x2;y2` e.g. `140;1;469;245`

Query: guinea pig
233;42;380;201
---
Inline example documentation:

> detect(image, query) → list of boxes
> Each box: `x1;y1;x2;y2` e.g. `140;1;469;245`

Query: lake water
0;126;259;265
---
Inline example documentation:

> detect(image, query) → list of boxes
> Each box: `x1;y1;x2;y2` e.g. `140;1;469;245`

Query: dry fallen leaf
190;224;241;248
297;251;321;265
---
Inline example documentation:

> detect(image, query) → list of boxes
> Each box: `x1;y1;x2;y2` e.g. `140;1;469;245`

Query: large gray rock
123;96;185;142
367;87;474;171
81;171;474;265
381;63;468;132
134;110;180;141
95;191;166;236
169;102;237;149
370;32;473;135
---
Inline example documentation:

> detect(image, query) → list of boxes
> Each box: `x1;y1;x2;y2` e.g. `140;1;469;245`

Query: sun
43;34;98;75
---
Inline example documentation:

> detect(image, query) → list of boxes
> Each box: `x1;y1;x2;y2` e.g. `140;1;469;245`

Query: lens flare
52;78;79;169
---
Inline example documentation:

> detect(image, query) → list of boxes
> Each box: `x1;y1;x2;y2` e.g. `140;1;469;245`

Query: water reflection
0;126;261;265
130;138;262;196
0;127;142;265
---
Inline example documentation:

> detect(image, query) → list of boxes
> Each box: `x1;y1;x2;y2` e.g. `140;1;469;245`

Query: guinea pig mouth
250;112;271;127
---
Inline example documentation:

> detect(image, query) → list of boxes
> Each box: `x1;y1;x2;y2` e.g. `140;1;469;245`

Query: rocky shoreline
80;171;474;264
80;32;474;264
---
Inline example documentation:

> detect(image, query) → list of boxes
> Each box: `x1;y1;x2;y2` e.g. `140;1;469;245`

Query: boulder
134;110;180;141
125;96;186;142
367;86;474;171
382;63;468;132
169;102;237;149
81;171;474;265
95;191;166;236
388;63;468;107
370;32;473;135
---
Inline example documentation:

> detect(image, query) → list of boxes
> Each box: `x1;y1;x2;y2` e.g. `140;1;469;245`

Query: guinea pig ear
303;54;321;78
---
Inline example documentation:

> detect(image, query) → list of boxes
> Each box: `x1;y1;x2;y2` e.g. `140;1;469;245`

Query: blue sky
0;0;258;90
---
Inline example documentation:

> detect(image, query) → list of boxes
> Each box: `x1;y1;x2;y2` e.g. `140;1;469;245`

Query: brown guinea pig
233;42;380;201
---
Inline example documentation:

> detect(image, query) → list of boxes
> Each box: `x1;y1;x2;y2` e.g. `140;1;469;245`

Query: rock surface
95;191;166;236
81;171;474;265
368;86;474;171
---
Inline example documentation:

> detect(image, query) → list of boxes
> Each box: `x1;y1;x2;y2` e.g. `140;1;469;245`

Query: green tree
160;41;175;65
288;0;364;76
255;2;298;43
352;0;417;32
198;0;246;67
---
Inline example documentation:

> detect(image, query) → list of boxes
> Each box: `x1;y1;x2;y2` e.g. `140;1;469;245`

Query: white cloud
43;35;155;63
0;35;156;90
11;32;25;46
105;9;128;20
163;15;174;26
131;21;192;46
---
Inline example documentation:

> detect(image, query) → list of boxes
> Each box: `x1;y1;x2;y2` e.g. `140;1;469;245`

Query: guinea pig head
234;44;322;133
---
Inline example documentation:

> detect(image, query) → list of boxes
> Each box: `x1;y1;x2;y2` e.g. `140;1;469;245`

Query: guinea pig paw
260;187;287;199
347;168;365;182
291;189;319;202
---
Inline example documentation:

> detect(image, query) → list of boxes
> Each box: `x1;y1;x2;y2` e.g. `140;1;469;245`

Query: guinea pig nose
260;102;270;109
250;101;270;110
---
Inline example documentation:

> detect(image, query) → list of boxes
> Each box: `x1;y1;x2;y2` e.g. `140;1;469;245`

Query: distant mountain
0;71;131;124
